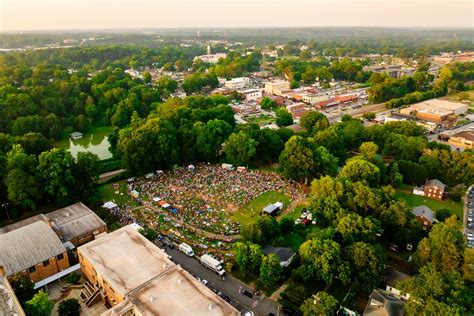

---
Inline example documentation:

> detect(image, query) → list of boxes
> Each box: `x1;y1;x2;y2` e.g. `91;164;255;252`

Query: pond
55;127;113;160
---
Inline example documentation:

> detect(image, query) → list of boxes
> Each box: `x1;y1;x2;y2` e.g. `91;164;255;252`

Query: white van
179;243;195;257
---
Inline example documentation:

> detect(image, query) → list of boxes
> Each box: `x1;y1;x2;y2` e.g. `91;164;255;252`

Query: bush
64;272;81;284
58;298;81;316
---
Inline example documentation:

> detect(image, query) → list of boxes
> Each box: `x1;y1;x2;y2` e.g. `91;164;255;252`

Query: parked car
467;232;474;241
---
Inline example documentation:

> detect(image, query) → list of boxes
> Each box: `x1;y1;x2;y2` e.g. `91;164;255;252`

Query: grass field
97;180;138;207
442;90;474;104
231;191;290;225
395;189;464;219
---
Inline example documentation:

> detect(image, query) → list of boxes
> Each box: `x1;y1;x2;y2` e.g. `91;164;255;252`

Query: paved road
326;102;386;122
156;240;280;316
97;169;127;183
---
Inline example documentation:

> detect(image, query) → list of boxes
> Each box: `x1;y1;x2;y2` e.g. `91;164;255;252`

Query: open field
442;90;474;104
232;191;291;225
395;188;463;220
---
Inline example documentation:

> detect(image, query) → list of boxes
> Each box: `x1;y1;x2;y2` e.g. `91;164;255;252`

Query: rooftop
451;130;474;141
0;214;48;234
0;269;25;316
413;205;435;223
363;288;405;316
262;245;296;262
45;202;106;242
412;98;467;112
78;226;175;297
102;265;239;316
425;179;446;191
0;221;66;276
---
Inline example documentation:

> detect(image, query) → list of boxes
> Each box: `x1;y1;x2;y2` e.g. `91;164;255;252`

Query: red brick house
424;179;447;201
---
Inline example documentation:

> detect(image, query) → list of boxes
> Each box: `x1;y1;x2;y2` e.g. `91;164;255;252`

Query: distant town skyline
0;0;472;31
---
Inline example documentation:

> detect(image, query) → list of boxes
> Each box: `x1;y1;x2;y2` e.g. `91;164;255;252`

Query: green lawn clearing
97;180;139;207
231;191;290;225
395;188;463;220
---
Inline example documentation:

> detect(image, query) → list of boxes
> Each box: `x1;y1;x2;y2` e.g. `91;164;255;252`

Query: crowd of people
126;163;302;235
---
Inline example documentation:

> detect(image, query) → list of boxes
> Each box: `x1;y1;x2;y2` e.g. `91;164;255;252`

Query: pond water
55;128;113;160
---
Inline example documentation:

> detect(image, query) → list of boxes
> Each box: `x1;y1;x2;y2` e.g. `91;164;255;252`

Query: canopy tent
103;201;118;209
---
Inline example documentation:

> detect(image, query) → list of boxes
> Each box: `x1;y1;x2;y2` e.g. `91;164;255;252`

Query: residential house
262;246;296;267
424;179;447;200
363;287;407;316
413;205;436;229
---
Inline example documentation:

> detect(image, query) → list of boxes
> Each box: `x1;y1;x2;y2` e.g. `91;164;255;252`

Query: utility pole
2;203;10;220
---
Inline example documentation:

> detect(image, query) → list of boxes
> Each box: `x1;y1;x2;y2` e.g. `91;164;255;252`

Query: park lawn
245;114;275;126
442;90;474;104
231;191;291;225
394;189;463;219
97;180;138;207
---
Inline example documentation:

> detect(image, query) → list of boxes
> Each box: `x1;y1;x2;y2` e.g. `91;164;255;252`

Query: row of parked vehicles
466;187;474;248
178;243;226;276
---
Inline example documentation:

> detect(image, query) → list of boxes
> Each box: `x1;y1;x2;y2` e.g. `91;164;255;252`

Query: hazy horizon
1;0;473;32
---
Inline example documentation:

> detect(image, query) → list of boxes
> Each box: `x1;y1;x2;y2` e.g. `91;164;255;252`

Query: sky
0;0;473;31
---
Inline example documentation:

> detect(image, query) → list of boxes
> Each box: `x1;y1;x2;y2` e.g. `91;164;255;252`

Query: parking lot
465;186;474;248
154;238;280;316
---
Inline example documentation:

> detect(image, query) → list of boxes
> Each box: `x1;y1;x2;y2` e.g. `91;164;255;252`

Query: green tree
300;291;339;316
414;216;465;272
347;242;385;291
260;96;276;110
339;157;380;185
138;227;158;241
74;152;99;201
234;242;263;274
58;298;81;316
310;176;344;201
10;273;35;305
4;145;40;208
25;290;54;316
224;131;258;166
359;142;379;161
275;108;293;127
299;238;348;284
397;263;471;315
300;111;329;134
279;136;338;184
260;253;283;287
37;148;76;205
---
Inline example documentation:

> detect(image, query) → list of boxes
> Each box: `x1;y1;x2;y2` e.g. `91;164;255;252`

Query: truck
178;243;195;257
200;254;225;276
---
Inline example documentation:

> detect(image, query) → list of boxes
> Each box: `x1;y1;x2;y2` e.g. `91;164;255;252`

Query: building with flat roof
0;221;70;283
0;266;25;316
45;202;107;246
264;80;291;95
410;98;468;115
102;265;238;316
448;130;474;149
224;77;249;90
79;225;238;315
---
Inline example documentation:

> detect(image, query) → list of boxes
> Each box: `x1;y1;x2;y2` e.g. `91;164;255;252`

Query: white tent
103;201;118;209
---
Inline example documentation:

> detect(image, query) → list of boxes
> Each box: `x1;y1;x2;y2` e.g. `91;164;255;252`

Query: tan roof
78;226;174;297
102;266;239;316
411;98;467;112
45;202;106;242
0;221;66;276
0;214;48;234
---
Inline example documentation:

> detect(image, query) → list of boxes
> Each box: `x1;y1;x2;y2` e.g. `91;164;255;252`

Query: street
155;240;280;316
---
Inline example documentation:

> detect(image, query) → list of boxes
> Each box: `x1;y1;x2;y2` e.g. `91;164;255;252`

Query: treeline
367;62;474;106
0;146;98;212
274;57;370;87
235;145;473;314
114;95;294;175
